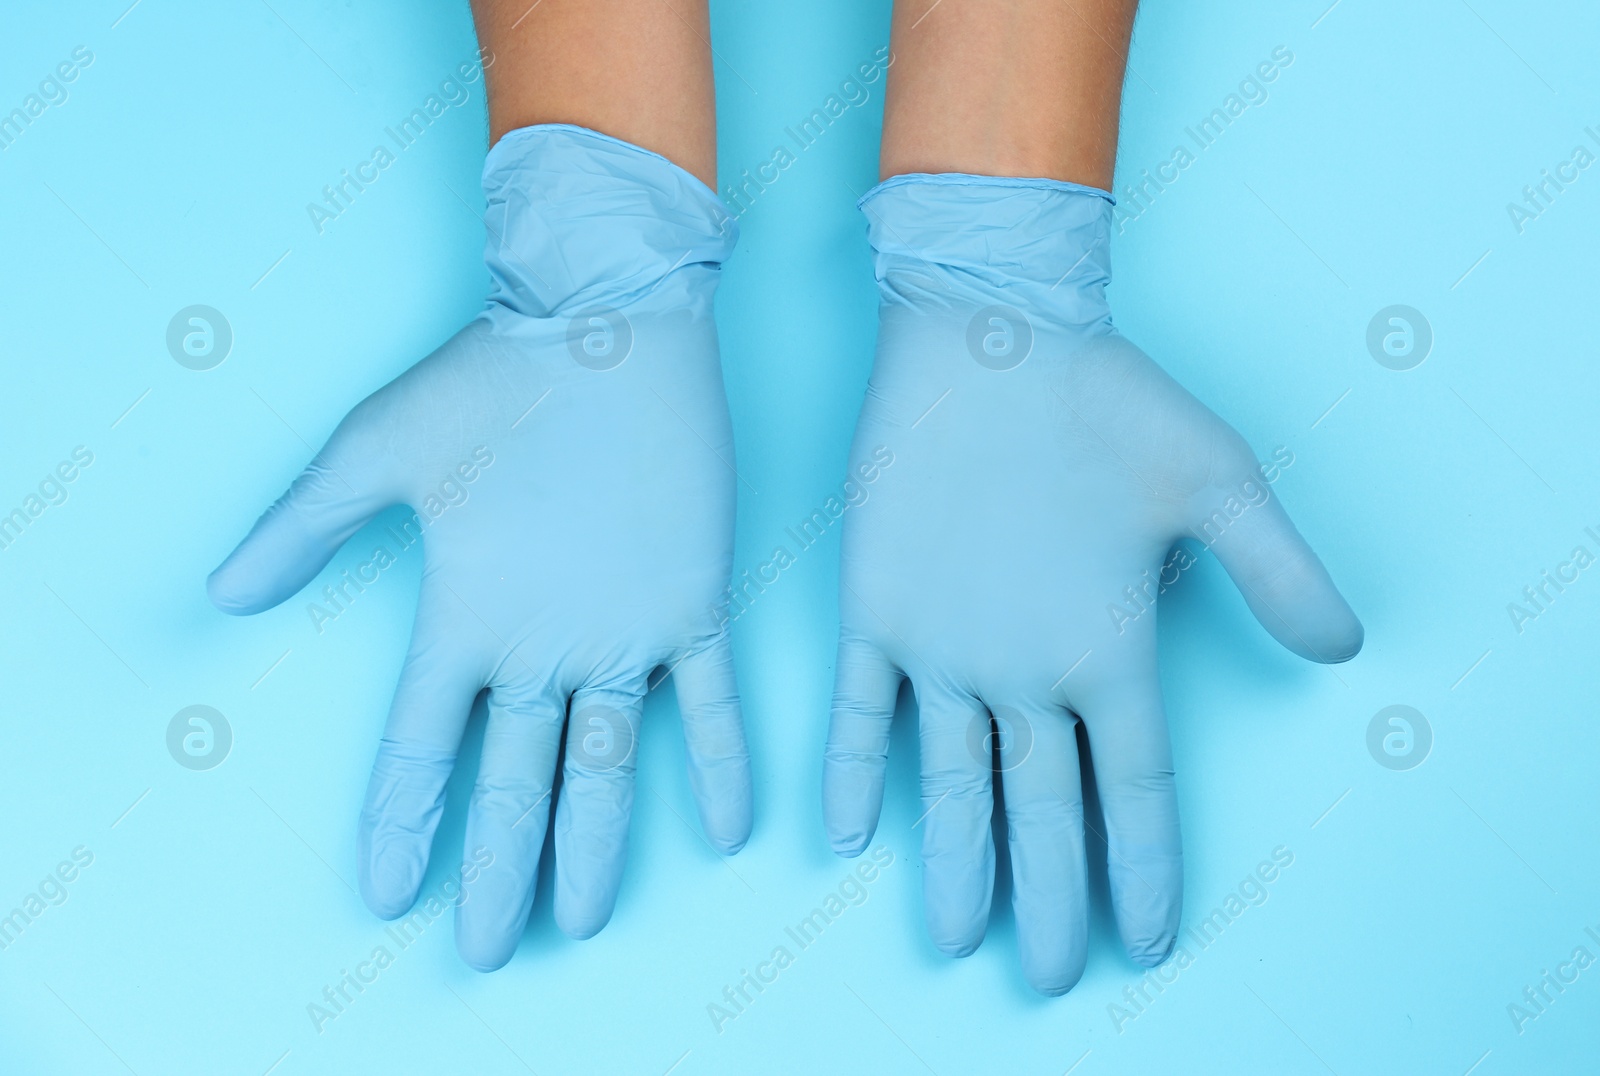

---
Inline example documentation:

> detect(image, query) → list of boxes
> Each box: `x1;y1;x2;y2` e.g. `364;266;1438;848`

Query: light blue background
3;0;1598;1072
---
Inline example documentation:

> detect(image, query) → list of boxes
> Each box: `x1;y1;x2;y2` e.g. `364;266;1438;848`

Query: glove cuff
482;123;738;317
858;172;1115;325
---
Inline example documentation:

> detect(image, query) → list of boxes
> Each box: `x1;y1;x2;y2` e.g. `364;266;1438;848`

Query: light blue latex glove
822;174;1362;995
208;125;752;971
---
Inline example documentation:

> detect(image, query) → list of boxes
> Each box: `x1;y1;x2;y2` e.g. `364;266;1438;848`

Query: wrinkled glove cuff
482;123;737;317
859;172;1116;323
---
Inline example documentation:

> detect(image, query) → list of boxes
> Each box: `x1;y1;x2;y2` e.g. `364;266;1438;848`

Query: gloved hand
208;125;752;971
822;174;1362;995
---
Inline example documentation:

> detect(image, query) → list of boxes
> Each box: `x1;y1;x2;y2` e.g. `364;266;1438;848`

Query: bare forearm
469;0;718;187
879;0;1138;189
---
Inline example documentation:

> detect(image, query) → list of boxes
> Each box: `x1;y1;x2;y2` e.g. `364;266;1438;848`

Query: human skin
878;0;1140;189
468;0;718;186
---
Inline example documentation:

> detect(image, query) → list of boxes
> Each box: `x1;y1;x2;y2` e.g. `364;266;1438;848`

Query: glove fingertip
1125;932;1177;968
554;902;615;941
359;866;421;921
828;831;871;859
206;555;269;616
822;758;884;860
713;831;750;857
205;518;327;616
1026;962;1085;997
703;801;752;856
1280;599;1364;665
932;933;984;959
1319;612;1364;665
358;833;430;921
457;937;514;974
558;921;608;942
362;890;415;922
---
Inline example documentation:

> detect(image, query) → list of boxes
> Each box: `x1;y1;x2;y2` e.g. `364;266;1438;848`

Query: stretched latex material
823;173;1362;996
209;125;752;971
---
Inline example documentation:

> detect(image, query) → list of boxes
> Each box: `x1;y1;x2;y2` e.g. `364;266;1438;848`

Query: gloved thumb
208;416;393;616
1196;484;1363;665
